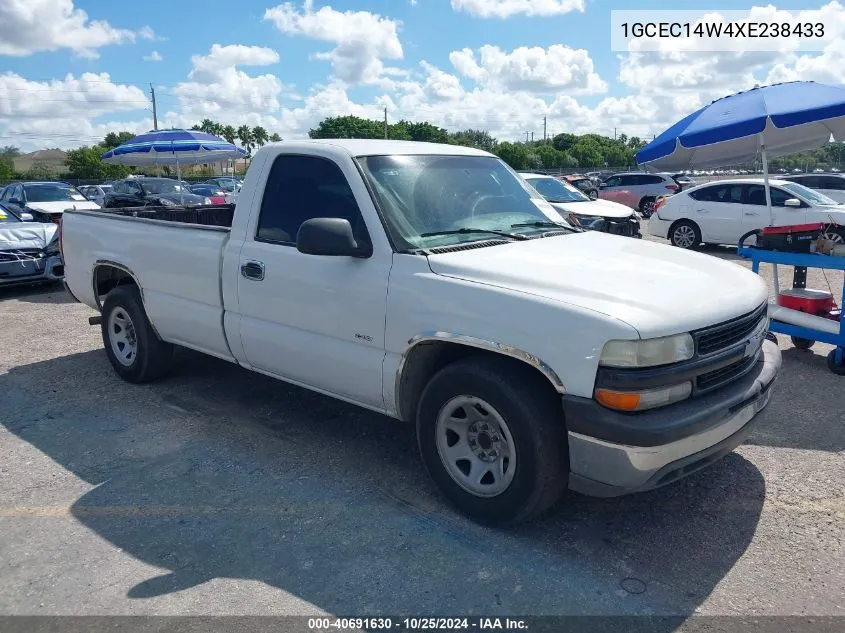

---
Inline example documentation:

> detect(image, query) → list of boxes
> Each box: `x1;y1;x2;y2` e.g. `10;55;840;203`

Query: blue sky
0;0;842;150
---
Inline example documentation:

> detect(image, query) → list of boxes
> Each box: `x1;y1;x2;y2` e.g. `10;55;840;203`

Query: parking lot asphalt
1;239;843;618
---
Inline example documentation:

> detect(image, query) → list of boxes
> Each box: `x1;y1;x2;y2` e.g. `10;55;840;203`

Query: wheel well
395;341;562;422
94;264;138;309
668;218;699;236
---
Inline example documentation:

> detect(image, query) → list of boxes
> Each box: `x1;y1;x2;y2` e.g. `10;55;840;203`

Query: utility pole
531;132;534;142
384;107;388;140
543;116;547;142
614;127;617;140
525;131;530;143
150;83;158;130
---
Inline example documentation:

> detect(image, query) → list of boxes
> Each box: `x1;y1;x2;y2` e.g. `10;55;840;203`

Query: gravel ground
0;239;843;618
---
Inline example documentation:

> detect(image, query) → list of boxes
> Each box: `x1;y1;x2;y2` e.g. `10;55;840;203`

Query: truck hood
549;198;634;219
26;200;100;214
426;232;767;339
0;222;58;250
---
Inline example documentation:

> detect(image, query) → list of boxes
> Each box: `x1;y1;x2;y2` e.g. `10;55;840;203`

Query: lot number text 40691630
307;617;529;631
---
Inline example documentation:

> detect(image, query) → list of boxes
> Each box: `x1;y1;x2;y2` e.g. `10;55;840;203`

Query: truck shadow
0;282;74;304
2;349;768;619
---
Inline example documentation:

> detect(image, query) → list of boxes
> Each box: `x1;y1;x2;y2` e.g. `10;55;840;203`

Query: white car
521;173;641;237
79;185;113;206
648;178;845;249
781;173;845;204
0;181;100;223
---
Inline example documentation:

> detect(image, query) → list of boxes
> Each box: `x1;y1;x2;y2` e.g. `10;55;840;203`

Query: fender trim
394;331;566;420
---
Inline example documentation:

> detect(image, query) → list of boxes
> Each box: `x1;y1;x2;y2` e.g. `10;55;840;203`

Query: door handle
744;212;759;216
240;260;265;281
696;209;709;213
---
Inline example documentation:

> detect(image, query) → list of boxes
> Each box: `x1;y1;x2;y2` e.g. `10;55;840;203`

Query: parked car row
647;178;845;249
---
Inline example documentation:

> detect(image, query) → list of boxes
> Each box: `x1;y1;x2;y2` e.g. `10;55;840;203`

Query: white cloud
450;44;607;94
143;50;163;62
451;0;584;19
264;0;403;84
138;26;157;40
0;73;149;121
0;0;137;58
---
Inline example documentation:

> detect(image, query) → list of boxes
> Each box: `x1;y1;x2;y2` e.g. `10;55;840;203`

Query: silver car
0;204;64;287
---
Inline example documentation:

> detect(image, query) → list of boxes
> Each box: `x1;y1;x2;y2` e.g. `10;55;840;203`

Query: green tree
66;146;130;179
252;126;269;148
309;115;385;139
0;156;14;181
197;119;215;134
552;133;577;153
493;142;528;170
237;125;254;155
269;133;282;142
102;131;134;150
393;120;450;143
449;129;496;152
0;146;20;160
221;125;237;144
571;139;603;168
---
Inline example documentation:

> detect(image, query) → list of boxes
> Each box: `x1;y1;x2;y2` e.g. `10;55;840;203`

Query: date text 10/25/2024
307;617;528;631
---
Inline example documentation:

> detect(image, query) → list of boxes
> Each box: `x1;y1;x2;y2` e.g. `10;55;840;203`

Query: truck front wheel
101;285;173;383
416;357;568;526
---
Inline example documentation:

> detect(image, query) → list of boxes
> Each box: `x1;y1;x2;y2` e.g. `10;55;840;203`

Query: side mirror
784;198;802;208
296;217;371;258
19;212;34;221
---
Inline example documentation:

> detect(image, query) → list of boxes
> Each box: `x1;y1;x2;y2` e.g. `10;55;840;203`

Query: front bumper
564;339;781;497
0;254;64;287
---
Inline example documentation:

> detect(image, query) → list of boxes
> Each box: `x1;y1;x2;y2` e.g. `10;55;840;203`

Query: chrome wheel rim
673;225;696;248
589;190;598;200
823;231;844;245
435;396;516;498
108;308;138;367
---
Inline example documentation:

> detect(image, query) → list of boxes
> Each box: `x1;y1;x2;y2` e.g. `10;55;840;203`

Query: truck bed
98;204;235;228
61;206;237;361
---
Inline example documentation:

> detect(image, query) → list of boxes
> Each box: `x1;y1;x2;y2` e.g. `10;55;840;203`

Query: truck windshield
356;155;568;249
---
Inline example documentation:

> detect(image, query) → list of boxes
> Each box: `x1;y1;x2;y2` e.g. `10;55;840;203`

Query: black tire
416;356;568;526
827;350;845;375
669;220;701;249
790;336;814;350
588;189;598;200
639;197;655;217
101;285;173;383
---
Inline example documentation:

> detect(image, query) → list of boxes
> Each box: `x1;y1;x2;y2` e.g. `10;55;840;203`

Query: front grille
0;248;42;262
696;355;757;393
694;302;768;356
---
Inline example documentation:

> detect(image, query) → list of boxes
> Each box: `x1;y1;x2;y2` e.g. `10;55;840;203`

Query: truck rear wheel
101;285;173;383
416;357;568;526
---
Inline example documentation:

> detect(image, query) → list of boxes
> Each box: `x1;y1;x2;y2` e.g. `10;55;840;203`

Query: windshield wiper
510;220;580;232
420;227;529;241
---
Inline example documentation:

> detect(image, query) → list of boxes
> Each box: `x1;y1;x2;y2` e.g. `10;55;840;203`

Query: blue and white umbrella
100;129;247;166
637;81;845;225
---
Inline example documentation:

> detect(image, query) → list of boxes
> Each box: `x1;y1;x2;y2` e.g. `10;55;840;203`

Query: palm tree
252;126;269;148
210;122;224;137
237;125;253;155
198;118;215;134
221;125;237;144
269;133;282;142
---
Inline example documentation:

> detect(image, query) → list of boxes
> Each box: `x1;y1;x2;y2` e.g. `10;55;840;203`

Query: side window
799;176;821;188
620;175;639;186
692;184;743;203
14;185;23;201
0;187;8;201
645;175;664;185
820;176;845;190
256;154;366;245
604;176;622;187
769;188;793;206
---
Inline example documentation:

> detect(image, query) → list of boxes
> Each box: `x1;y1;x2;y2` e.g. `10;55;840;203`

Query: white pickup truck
61;140;782;525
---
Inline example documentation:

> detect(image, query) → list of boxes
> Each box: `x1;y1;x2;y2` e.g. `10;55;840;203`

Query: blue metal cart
737;243;845;374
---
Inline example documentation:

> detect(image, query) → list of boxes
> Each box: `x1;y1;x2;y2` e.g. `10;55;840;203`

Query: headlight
595;382;692;412
600;333;695;368
158;198;176;206
569;213;605;230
